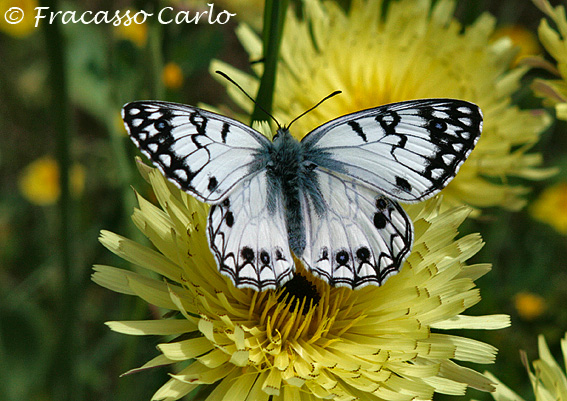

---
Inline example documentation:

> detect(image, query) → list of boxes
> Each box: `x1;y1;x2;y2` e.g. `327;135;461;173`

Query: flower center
278;273;321;314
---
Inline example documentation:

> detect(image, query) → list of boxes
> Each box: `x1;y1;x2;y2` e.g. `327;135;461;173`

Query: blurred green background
1;0;566;400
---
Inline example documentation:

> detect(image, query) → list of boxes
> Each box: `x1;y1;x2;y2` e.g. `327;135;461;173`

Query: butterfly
122;98;482;291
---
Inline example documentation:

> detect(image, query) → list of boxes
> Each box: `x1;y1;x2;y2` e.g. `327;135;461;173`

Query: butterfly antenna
286;90;342;130
215;70;281;129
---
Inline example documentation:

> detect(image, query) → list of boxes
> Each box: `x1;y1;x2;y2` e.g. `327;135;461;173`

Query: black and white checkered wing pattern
302;99;482;203
122;101;271;204
208;172;294;290
300;169;412;289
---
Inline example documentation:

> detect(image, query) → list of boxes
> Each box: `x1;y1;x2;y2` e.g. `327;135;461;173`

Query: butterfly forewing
302;99;482;203
123;101;271;203
300;169;412;288
208;172;294;290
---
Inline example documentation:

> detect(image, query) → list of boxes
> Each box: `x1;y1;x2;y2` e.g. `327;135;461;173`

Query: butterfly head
271;126;293;142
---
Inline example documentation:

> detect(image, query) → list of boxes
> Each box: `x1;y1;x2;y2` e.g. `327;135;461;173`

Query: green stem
147;20;165;100
41;0;79;399
250;0;289;124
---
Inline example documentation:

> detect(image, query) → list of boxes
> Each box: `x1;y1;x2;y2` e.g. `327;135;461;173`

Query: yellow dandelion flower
162;62;184;90
530;0;567;120
492;25;542;66
18;156;86;206
94;160;510;401
514;292;546;320
530;182;567;235
0;0;39;38
114;10;147;47
486;333;567;401
212;0;553;212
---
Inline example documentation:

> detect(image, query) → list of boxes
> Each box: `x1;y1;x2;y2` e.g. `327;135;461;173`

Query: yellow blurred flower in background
530;0;567;120
94;160;510;401
492;25;542;66
530;181;567;235
0;0;39;38
162;62;184;90
213;0;553;213
18;156;85;206
514;292;547;320
114;10;147;47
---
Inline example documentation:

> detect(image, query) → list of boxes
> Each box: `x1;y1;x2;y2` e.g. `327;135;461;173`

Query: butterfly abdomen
267;129;312;255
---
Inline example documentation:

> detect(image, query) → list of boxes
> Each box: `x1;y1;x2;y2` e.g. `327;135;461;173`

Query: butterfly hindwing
299;168;412;288
302;99;482;203
208;172;294;290
123;101;271;203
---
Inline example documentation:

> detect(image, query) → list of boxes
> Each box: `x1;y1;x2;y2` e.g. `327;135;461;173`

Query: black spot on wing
375;196;388;210
189;111;207;135
208;176;218;192
241;247;255;263
317;247;329;263
335;250;350;266
347;120;367;142
260;250;270;265
154;118;171;133
225;211;234;227
373;212;387;229
395;176;412;192
356;247;370;262
221;122;230;143
375;110;401;134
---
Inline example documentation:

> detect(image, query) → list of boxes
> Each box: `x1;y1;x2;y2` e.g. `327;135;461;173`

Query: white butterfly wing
300;169;412;288
123;101;271;203
302;99;482;203
208;172;294;290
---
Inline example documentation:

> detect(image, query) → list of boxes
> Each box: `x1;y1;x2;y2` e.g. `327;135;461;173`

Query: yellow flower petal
106;319;198;335
158;337;214;361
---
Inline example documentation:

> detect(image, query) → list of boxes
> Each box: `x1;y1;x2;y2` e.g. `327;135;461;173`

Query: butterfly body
123;98;482;291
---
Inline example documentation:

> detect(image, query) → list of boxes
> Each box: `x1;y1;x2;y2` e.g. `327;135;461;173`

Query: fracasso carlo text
32;4;236;27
